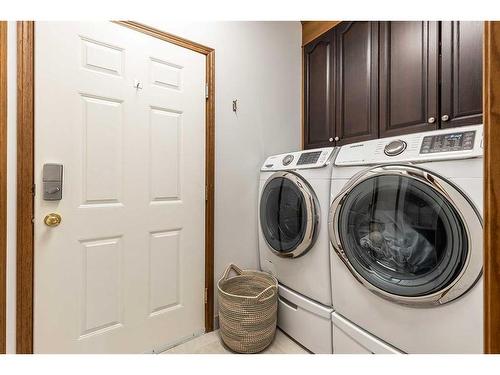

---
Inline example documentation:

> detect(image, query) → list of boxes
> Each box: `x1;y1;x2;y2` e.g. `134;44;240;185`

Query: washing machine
328;125;483;354
259;147;338;353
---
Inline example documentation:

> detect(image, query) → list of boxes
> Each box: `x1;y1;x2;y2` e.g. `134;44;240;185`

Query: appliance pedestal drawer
332;312;402;354
277;284;333;354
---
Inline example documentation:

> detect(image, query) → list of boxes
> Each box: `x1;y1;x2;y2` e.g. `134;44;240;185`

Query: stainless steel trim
262;171;319;259
328;164;483;307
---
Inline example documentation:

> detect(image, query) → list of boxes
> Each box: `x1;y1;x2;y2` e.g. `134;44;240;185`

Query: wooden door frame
483;21;500;354
0;21;7;355
15;20;215;353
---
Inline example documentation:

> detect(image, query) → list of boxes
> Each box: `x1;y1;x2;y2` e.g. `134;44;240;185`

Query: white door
34;22;206;353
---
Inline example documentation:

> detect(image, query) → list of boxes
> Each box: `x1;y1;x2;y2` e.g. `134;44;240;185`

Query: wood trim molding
301;21;341;46
114;21;214;54
0;21;7;355
483;21;500;354
204;49;215;332
16;21;215;353
16;20;35;354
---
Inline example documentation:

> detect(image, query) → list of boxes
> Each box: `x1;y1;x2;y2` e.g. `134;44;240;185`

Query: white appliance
328;125;483;354
259;147;338;353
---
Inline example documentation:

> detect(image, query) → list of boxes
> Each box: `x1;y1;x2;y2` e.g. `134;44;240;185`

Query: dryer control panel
335;124;483;166
419;131;476;154
261;147;336;171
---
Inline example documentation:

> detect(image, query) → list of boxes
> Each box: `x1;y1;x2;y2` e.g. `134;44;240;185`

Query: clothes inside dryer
338;174;468;297
260;176;308;253
358;209;436;274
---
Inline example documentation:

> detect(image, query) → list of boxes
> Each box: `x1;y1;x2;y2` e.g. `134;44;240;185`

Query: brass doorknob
44;213;62;227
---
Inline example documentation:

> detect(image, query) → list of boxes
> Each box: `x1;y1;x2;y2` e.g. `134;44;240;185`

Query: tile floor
163;328;309;354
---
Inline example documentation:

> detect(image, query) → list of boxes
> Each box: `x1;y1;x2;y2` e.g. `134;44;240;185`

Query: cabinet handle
334;137;340;142
428;117;436;124
329;137;334;142
441;114;450;122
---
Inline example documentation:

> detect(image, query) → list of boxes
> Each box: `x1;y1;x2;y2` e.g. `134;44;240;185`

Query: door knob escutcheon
44;213;62;227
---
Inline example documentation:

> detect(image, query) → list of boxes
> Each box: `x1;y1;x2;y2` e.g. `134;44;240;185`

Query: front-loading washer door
328;164;482;306
260;171;319;258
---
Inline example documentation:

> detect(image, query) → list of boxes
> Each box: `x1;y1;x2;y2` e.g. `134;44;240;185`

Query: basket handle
255;284;277;302
220;263;243;282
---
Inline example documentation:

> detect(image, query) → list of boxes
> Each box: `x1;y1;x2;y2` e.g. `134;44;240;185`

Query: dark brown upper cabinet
379;21;440;138
335;22;379;145
303;30;335;149
302;21;483;149
440;21;483;128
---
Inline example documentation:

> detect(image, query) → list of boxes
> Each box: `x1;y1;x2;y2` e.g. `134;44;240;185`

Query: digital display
420;131;475;154
297;151;322;165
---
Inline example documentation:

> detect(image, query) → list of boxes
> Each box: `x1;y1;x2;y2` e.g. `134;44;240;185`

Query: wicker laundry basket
217;263;278;353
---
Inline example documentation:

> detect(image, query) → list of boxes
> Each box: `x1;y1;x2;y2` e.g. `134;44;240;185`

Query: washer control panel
420;131;476;154
261;148;336;171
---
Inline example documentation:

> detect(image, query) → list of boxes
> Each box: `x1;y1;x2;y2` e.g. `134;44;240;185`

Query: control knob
384;140;407;156
282;154;294;166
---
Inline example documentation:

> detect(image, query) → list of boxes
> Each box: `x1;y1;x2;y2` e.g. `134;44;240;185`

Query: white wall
5;21;302;351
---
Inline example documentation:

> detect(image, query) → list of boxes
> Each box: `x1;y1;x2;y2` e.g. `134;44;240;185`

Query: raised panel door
379;21;439;137
303;30;335;149
34;21;206;353
335;21;378;145
440;21;483;128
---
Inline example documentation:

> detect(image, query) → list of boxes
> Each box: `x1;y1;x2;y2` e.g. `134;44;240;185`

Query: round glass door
260;172;318;258
329;165;483;305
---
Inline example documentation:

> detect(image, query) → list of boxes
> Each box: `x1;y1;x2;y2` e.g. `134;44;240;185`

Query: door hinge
205;185;208;201
32;183;36;196
205;83;209;99
204;288;208;304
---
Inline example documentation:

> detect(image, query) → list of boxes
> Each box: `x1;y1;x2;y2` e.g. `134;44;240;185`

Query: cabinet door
379;21;439;137
440;21;483;128
303;30;335;149
335;22;378;146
